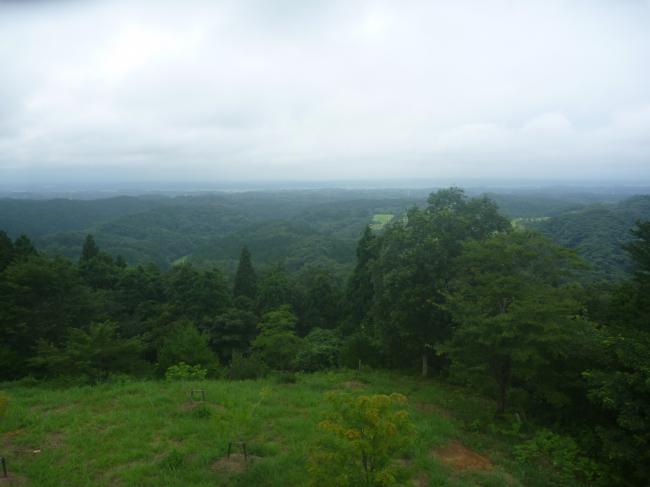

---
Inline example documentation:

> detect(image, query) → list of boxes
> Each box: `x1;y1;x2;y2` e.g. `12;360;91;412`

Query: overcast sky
1;0;650;184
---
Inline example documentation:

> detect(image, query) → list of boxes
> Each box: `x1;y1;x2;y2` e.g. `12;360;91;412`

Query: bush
295;328;342;372
309;392;414;487
514;429;603;484
227;352;269;380
165;362;208;381
157;321;219;375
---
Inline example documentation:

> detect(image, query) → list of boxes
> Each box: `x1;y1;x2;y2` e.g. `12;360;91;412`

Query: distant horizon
2;176;650;200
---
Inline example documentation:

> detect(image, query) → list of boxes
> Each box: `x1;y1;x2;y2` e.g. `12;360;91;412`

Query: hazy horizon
2;0;650;184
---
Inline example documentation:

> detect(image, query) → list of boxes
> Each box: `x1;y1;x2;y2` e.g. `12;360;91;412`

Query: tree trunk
421;352;428;377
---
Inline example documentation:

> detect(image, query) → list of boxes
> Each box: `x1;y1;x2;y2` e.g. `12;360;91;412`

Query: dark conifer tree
233;245;257;300
0;230;14;271
81;234;100;261
13;234;36;259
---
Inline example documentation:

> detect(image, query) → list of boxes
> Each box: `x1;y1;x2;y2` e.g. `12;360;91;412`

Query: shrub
514;429;603;484
227;352;269;380
295;328;342;372
309;392;414;487
157;321;219;375
165;362;208;381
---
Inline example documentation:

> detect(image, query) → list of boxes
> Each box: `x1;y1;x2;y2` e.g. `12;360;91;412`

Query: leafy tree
296;266;343;334
443;231;591;415
582;221;650;484
309;392;413;487
370;188;510;375
252;305;303;370
295;328;342;372
0;254;95;379
233;245;257;300
157;321;219;374
164;264;231;321
29;321;144;382
13;234;36;259
343;226;378;333
256;264;294;313
202;307;258;362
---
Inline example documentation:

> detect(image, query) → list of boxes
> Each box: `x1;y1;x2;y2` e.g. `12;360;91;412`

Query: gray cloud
1;0;650;183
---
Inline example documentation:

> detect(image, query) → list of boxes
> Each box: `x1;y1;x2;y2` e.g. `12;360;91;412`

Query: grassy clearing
1;370;561;486
370;214;394;231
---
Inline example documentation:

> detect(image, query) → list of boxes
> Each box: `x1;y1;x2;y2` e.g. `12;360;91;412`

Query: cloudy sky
1;0;650;185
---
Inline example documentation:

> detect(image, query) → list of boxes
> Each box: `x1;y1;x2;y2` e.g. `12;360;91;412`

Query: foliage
28;321;144;382
233;245;257;299
370;188;510;373
164;362;208;381
309;392;413;487
514;430;603;485
157;321;219;375
443;231;593;414
252;305;303;370
295;328;343;372
227;352;269;380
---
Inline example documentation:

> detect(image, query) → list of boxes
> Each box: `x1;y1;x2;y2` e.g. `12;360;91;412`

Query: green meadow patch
1;371;568;486
370;214;394;231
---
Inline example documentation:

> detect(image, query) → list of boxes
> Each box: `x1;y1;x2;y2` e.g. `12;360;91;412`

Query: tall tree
81;234;100;261
344;225;378;332
233;245;257;301
370;188;510;375
0;230;14;272
443;231;590;415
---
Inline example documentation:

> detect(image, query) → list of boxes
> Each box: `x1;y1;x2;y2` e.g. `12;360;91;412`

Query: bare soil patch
0;474;27;485
431;441;493;471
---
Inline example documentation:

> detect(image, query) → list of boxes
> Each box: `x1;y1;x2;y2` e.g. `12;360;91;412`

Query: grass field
370;214;394;231
0;370;562;486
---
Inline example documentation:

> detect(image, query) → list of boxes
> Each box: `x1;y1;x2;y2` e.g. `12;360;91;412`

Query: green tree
0;230;14;271
582;220;650;484
0;254;95;379
202;307;258;362
343;225;378;333
252;305;303;370
80;234;100;261
13;234;36;259
370;188;510;375
233;245;257;300
443;231;590;415
256;264;294;313
29;321;144;382
309;392;413;487
157;320;219;374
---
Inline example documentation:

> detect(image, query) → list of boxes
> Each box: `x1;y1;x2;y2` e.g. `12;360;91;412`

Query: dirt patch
211;453;260;474
431;441;493;471
338;380;367;389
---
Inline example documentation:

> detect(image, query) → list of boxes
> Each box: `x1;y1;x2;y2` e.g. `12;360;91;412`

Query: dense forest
1;187;650;485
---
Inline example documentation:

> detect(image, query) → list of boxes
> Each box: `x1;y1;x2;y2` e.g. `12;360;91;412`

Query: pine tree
81;234;100;261
233;246;257;300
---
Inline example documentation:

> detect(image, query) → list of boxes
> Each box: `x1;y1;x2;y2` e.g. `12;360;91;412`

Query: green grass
0;370;565;486
370;214;394;231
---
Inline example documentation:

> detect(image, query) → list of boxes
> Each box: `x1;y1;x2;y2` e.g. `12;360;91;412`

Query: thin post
1;457;7;478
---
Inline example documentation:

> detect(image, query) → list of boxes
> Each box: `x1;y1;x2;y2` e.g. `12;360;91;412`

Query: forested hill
1;189;649;279
0;190;420;273
527;195;650;281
